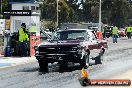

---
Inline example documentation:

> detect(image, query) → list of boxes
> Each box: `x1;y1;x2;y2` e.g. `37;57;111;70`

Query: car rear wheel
95;55;103;64
95;49;105;64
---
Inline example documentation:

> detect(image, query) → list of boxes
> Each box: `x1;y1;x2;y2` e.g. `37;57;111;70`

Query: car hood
39;40;82;47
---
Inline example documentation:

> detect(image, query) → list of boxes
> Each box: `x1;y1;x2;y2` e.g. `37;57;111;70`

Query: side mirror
97;39;99;41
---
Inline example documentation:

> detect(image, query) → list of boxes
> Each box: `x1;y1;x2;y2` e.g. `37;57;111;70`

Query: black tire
38;60;48;72
95;55;103;64
95;48;105;64
80;53;89;69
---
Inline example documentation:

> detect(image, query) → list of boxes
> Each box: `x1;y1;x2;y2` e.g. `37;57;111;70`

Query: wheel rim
85;54;89;67
100;55;103;63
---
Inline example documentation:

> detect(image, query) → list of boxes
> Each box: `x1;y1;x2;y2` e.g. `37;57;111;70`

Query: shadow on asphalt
120;38;128;40
37;65;82;75
18;63;96;75
18;67;39;72
57;65;82;73
38;63;96;74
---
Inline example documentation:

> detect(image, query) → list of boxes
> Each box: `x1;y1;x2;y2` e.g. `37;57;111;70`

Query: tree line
1;0;132;27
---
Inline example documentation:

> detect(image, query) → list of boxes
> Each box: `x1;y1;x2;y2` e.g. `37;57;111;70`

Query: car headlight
35;51;39;55
34;46;39;51
34;46;39;55
77;45;82;54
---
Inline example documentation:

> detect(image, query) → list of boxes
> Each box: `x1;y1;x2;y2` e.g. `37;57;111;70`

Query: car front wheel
38;60;48;72
80;53;89;69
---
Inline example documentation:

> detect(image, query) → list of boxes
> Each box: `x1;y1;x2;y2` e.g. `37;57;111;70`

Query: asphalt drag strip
0;38;132;88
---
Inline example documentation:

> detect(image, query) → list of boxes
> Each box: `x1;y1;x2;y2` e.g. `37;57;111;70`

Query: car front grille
39;45;78;55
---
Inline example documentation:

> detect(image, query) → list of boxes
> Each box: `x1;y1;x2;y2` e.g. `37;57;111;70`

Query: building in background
3;1;41;56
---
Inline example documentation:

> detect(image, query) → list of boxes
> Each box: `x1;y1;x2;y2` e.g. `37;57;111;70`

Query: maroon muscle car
35;29;108;71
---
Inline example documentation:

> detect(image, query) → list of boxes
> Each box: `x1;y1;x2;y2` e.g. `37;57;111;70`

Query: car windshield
52;30;87;40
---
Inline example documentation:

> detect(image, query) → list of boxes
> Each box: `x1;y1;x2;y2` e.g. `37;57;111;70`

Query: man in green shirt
126;26;131;39
102;26;107;39
18;23;29;56
112;25;118;43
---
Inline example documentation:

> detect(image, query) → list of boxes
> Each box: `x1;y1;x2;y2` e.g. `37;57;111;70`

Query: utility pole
99;0;101;32
1;0;2;17
56;0;59;27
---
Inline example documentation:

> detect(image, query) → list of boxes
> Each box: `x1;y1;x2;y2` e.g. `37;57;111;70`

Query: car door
87;31;99;50
93;31;108;49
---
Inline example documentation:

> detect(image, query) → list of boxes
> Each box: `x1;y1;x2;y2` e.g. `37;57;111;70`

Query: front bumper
35;53;82;63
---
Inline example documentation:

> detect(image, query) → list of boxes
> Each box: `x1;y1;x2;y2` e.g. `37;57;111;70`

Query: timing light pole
56;0;59;27
1;0;2;17
99;0;102;32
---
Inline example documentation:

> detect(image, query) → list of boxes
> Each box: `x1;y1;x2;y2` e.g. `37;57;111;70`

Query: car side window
85;33;90;41
40;32;49;41
91;33;96;40
53;32;60;40
40;32;47;38
88;32;97;41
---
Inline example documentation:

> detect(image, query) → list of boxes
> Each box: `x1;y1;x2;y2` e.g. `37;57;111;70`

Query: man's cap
21;23;26;26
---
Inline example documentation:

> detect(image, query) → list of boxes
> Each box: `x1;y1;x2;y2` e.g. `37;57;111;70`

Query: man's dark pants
112;34;117;43
19;42;28;57
127;32;131;39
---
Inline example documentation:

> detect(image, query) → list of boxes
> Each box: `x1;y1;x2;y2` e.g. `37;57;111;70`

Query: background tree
1;0;132;27
102;0;131;27
0;0;10;18
58;0;74;23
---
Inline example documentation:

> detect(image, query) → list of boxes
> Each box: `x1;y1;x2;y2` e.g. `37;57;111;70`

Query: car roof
58;29;92;32
89;27;98;29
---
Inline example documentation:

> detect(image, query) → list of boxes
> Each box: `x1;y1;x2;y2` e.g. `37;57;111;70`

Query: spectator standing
126;26;131;39
102;26;107;39
18;23;29;57
112;25;118;43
